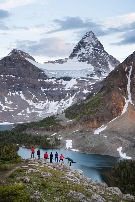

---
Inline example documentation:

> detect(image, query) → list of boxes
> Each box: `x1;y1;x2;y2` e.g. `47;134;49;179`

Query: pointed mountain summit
0;49;47;80
8;49;36;61
69;31;119;72
44;31;120;78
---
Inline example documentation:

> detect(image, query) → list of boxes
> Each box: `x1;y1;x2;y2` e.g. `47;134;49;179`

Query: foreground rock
6;158;135;201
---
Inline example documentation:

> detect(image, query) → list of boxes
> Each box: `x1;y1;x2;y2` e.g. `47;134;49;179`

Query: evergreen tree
112;159;135;196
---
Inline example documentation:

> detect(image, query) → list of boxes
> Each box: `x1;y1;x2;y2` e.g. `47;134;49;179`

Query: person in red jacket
59;154;64;162
44;152;48;162
31;147;35;158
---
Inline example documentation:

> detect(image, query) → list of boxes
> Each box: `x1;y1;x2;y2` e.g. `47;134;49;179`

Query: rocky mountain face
0;32;119;123
61;51;135;160
43;31;120;78
65;50;135;134
69;31;119;70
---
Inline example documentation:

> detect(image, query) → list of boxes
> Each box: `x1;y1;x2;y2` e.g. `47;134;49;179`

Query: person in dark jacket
37;149;40;159
65;157;76;166
50;152;53;163
55;152;58;162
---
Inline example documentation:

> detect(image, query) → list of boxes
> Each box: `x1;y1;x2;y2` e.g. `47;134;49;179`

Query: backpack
37;150;40;155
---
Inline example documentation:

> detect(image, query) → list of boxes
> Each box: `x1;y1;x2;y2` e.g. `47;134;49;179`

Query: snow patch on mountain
27;57;92;70
26;58;108;79
117;147;132;159
122;65;133;114
94;125;107;134
26;58;96;78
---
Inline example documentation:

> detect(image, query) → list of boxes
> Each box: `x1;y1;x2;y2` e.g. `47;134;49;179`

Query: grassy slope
0;159;133;202
65;93;104;121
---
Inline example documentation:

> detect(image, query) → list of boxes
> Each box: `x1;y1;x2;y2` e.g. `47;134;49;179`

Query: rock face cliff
65;50;135;134
69;31;119;70
0;32;119;123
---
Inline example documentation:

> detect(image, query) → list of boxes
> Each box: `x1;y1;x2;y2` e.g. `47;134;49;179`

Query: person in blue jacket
55;151;58;162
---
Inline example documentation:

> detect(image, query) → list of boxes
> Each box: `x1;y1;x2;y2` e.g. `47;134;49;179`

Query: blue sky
0;0;135;63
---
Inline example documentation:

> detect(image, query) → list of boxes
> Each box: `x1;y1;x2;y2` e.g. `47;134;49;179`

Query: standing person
50;152;53;163
44;152;48;162
59;154;64;162
55;151;58;162
37;149;40;160
31;147;35;158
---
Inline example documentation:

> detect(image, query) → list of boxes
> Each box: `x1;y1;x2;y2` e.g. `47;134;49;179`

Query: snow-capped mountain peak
34;31;120;79
0;31;120;123
69;31;103;60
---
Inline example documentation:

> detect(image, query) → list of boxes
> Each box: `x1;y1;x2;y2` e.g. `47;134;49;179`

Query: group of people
30;147;76;165
44;151;64;163
31;147;41;159
30;147;64;162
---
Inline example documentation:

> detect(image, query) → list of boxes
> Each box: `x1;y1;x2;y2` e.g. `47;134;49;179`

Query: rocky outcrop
18;158;134;201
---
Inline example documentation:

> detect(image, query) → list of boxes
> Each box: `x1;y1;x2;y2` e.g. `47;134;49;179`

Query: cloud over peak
47;16;103;34
14;37;74;58
111;30;135;46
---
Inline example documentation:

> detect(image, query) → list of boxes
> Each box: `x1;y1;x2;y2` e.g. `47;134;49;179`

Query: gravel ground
56;106;135;160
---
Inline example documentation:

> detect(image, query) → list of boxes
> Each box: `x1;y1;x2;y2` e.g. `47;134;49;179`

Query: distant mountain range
0;31;119;123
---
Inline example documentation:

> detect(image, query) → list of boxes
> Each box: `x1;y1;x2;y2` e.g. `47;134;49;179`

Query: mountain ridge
0;31;119;123
65;49;135;135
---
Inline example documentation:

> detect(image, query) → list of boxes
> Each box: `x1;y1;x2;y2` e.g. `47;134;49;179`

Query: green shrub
41;179;47;188
0;184;30;201
9;172;17;178
112;159;135;196
0;163;10;171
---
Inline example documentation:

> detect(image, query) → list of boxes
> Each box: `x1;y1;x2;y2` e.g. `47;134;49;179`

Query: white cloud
15;37;74;58
0;0;42;10
103;13;135;28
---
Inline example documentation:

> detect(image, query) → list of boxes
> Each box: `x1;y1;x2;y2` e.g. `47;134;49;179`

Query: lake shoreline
19;144;122;160
18;146;120;185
